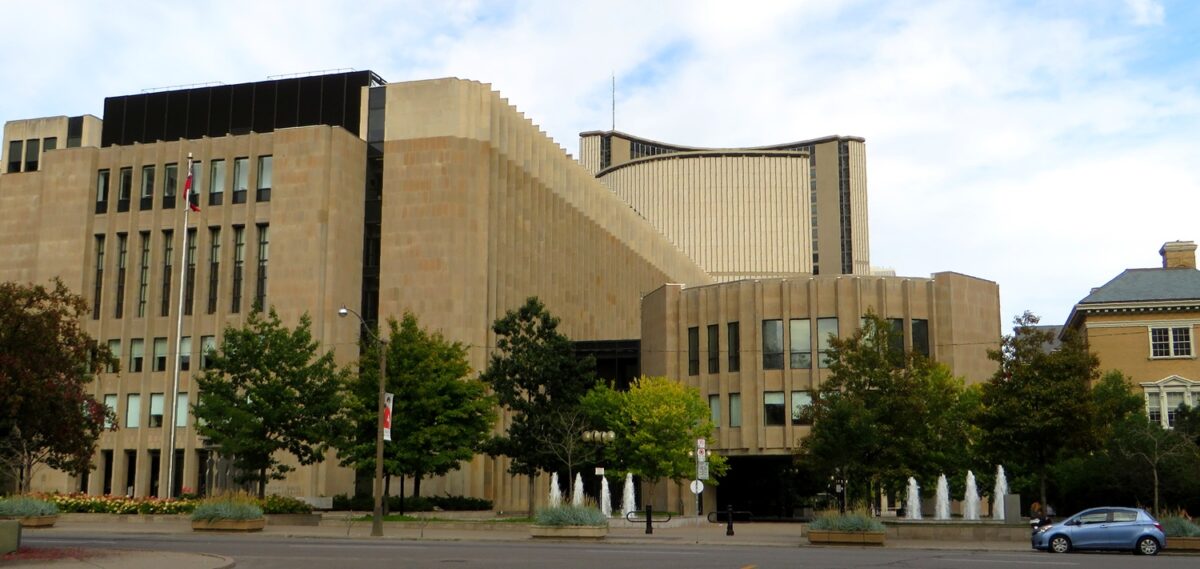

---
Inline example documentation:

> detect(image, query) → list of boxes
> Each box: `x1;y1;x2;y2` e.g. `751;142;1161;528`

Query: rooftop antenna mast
611;73;616;131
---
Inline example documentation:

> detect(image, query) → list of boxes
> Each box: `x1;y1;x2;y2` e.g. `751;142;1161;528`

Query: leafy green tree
801;313;977;507
194;308;349;497
584;375;728;502
977;311;1099;506
1090;370;1145;439
337;313;495;510
1110;413;1197;516
0;279;115;492
478;297;597;515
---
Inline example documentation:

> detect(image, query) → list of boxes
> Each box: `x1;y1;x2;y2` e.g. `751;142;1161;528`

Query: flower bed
32;492;310;515
807;510;885;546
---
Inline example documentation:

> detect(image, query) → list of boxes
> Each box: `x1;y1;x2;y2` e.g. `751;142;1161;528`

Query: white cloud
1127;0;1165;26
2;0;1197;329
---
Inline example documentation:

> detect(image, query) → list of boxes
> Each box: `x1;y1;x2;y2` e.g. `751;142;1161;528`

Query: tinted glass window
1111;511;1137;522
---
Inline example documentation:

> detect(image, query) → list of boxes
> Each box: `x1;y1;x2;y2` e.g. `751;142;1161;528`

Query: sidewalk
3;516;1032;568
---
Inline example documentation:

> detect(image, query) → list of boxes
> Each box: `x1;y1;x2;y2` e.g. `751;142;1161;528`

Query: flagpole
165;152;193;499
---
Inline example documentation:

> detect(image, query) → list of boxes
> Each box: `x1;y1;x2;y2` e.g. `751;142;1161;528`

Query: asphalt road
25;532;1192;569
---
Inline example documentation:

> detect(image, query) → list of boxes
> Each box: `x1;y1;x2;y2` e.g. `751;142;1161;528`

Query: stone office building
0;69;999;514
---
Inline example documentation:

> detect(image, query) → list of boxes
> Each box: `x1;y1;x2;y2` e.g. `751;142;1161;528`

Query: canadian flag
183;162;200;212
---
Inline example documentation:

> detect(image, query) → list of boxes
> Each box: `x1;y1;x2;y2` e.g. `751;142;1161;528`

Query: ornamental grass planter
0;515;58;529
191;518;267;532
1170;536;1200;551
530;525;608;539
807;529;886;545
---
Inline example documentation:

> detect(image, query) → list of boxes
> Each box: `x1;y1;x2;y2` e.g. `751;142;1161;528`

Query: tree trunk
413;471;422;498
527;475;536;518
258;468;267;499
398;475;406;515
1152;467;1160;517
1039;468;1047;508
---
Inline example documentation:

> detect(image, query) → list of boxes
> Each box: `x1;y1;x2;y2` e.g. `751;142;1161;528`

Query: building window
727;322;740;372
255;224;268;309
232;157;248;204
231;226;245;313
129;338;144;373
125;394;141;428
1147;392;1162;425
105;339;120;373
160;231;173;317
709;394;721;427
256;155;272;201
117;167;132;212
162;163;178;209
148;393;164;428
790;318;812;369
1150;327;1192;358
1167;392;1185;427
707;324;719;374
687;326;699;376
175;392;189;427
184;229;197;315
792;391;813;425
152;337;168;372
188;160;202;211
139;165;155;210
208;159;225;206
179;336;191;371
24;138;39;172
103;394;118;428
136;232;150;317
912;319;930;357
729;393;742;427
764;392;786;426
93;235;106;319
207;227;221;314
200;335;216;369
762;319;784;370
6;140;20;172
817;317;839;368
889;318;905;354
114;233;128;318
95;169;110;214
43;137;57;152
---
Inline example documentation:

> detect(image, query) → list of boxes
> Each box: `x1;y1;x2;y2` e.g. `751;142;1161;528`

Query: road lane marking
940;558;1077;566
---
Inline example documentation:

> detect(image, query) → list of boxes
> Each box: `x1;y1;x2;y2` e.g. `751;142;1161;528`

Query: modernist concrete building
1064;241;1200;427
0;69;999;515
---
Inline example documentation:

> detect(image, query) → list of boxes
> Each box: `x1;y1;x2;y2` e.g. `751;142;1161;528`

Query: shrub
258;495;313;515
808;509;884;532
1160;516;1200;538
0;496;58;517
36;493;196;514
334;493;490;512
191;495;264;522
535;501;607;527
431;494;492;511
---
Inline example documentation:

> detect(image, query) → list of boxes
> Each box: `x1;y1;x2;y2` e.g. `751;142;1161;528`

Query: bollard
645;505;653;534
726;504;735;536
0;520;20;555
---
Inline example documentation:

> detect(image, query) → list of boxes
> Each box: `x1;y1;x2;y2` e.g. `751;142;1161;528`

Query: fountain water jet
993;465;1008;520
621;473;636;517
963;470;980;520
935;474;950;520
572;473;584;506
905;477;922;520
549;472;562;508
600;477;612;517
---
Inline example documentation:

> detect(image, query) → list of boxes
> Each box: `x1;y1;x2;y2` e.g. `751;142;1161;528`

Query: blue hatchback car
1032;507;1165;555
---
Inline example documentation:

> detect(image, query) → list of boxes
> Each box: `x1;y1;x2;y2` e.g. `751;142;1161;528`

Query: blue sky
3;0;1198;329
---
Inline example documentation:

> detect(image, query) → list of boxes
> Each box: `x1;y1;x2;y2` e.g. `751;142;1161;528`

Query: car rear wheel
1136;536;1160;556
1049;535;1071;553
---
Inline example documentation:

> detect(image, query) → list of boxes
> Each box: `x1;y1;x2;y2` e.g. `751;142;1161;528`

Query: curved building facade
580;131;870;280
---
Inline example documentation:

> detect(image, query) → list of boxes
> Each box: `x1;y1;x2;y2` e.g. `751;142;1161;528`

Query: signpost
693;439;708;515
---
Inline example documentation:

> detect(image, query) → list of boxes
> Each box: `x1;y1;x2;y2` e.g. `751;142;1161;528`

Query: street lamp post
338;306;387;537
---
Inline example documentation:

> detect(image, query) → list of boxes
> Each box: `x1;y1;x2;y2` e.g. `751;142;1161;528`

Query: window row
94;155;272;214
102;391;191;430
686;317;930;375
105;335;218;376
6;136;57;173
707;391;814;428
91;225;269;319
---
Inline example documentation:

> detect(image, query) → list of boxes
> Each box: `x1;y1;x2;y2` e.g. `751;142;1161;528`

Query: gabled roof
1078;268;1200;304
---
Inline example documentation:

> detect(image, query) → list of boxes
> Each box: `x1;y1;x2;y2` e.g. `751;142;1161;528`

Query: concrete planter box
808;530;886;545
191;518;267;532
530;525;607;539
1;520;21;554
1170;536;1200;551
0;515;58;528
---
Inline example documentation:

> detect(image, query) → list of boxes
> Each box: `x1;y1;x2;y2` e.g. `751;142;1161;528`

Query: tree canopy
193;308;349;497
0;279;114;492
800;313;976;506
336;312;494;502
